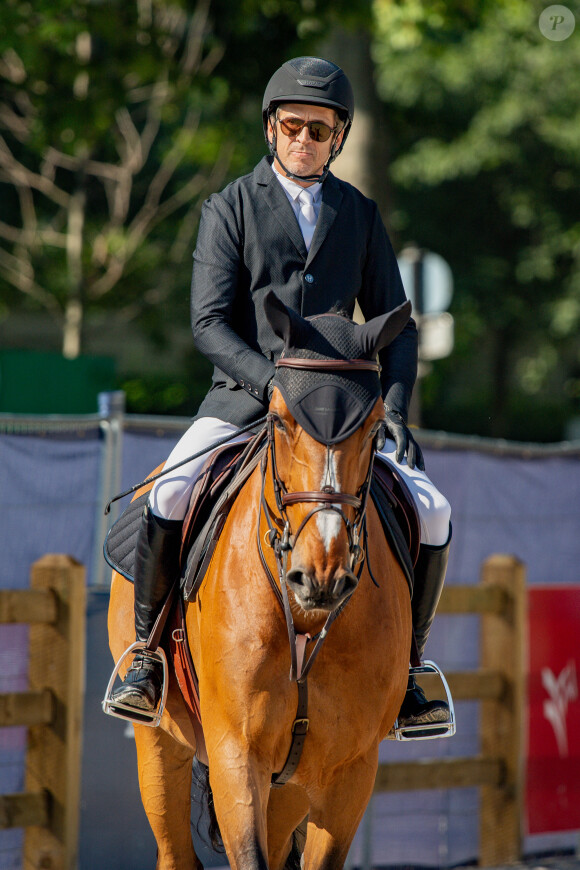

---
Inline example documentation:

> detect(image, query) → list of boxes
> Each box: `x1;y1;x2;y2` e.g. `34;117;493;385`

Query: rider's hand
384;408;425;471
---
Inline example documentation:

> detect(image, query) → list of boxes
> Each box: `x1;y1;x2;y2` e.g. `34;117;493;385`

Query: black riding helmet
262;57;354;183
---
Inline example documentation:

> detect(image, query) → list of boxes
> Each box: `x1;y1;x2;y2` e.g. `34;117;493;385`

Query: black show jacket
191;157;417;427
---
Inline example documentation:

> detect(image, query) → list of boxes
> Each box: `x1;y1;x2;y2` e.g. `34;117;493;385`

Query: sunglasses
277;114;338;143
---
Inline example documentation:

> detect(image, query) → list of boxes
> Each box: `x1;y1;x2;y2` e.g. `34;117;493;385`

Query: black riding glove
384;407;425;471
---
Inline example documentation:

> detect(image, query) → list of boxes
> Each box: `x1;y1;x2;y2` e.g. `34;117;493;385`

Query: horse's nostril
287;569;314;594
332;571;358;598
332;574;345;598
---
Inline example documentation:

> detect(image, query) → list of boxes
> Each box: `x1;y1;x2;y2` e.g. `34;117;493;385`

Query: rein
259;356;380;787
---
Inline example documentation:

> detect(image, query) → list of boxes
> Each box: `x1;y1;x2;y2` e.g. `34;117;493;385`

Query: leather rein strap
264;356;379;787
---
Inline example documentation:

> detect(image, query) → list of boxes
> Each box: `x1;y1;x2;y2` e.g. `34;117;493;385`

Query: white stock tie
297;188;317;252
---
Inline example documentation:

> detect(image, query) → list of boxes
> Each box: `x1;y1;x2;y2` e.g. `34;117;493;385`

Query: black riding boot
398;527;452;728
110;506;183;713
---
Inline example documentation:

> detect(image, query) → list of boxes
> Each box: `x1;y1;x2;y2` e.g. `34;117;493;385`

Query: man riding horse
109;56;452;731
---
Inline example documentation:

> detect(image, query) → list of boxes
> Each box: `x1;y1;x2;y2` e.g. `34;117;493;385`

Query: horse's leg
206;738;309;870
266;784;309;870
302;749;379;870
205;730;273;870
133;722;202;870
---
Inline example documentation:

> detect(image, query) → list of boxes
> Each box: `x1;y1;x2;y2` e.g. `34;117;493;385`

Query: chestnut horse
107;294;413;869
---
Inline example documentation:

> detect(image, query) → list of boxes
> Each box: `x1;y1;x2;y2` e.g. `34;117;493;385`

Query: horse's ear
355;299;413;357
264;291;309;347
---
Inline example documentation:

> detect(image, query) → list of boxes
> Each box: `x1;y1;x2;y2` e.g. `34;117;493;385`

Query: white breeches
150;417;451;546
377;439;451;546
150;417;249;521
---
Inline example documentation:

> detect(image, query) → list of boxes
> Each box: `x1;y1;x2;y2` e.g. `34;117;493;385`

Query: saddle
104;435;420;739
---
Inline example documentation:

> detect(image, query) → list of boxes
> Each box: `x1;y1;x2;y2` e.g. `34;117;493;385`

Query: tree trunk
62;189;86;359
323;28;391;222
62;297;84;360
320;28;420;423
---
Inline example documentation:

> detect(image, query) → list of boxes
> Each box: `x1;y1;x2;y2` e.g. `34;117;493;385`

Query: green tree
0;0;370;413
0;0;244;359
372;0;580;440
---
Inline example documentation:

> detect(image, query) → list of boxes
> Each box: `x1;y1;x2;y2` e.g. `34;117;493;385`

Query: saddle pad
103;491;148;581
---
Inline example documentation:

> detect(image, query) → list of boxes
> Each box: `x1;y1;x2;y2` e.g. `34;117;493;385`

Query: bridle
257;356;383;684
253;354;386;787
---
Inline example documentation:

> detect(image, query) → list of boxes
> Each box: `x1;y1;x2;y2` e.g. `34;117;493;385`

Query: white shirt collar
272;164;322;204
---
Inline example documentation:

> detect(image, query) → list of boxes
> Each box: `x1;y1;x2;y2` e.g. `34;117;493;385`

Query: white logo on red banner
541;661;578;757
527;588;580;835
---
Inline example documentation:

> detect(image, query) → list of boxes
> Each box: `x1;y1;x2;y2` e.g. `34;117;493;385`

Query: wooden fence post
23;555;86;870
479;554;526;866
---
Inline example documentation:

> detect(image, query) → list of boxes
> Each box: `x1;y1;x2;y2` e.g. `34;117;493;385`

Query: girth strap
271;679;309;788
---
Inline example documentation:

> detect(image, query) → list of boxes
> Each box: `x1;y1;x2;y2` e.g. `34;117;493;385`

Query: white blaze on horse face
316;448;341;551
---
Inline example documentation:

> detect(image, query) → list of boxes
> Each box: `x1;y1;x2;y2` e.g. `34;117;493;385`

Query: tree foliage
3;0;577;438
0;0;370;414
0;0;359;360
372;0;580;440
0;0;240;359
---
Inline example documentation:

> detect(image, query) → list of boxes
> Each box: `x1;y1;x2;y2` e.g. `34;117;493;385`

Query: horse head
263;291;412;617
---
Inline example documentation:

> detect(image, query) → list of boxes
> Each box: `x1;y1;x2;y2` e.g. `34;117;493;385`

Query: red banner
526;586;580;834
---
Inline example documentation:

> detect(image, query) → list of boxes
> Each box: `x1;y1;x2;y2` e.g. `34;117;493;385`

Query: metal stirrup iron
391;661;456;741
102;589;176;726
102;642;169;727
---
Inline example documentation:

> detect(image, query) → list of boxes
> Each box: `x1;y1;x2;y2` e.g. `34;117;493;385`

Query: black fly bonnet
264;292;412;445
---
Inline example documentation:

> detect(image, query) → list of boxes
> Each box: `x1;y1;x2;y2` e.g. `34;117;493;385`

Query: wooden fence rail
0;555;86;870
1;554;521;867
374;554;526;867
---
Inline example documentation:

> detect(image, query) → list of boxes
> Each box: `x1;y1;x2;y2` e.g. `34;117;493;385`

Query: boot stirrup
391;660;456;741
102;641;168;727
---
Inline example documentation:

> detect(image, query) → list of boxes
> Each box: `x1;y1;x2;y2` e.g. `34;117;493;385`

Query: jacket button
304;273;314;284
240;380;245;387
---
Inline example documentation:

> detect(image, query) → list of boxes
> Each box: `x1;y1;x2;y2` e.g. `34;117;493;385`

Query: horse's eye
271;414;287;433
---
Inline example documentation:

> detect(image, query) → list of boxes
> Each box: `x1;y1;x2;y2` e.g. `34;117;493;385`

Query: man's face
268;102;344;186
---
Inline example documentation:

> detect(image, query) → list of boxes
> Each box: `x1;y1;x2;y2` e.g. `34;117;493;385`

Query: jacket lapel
306;172;343;265
254;158;307;258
